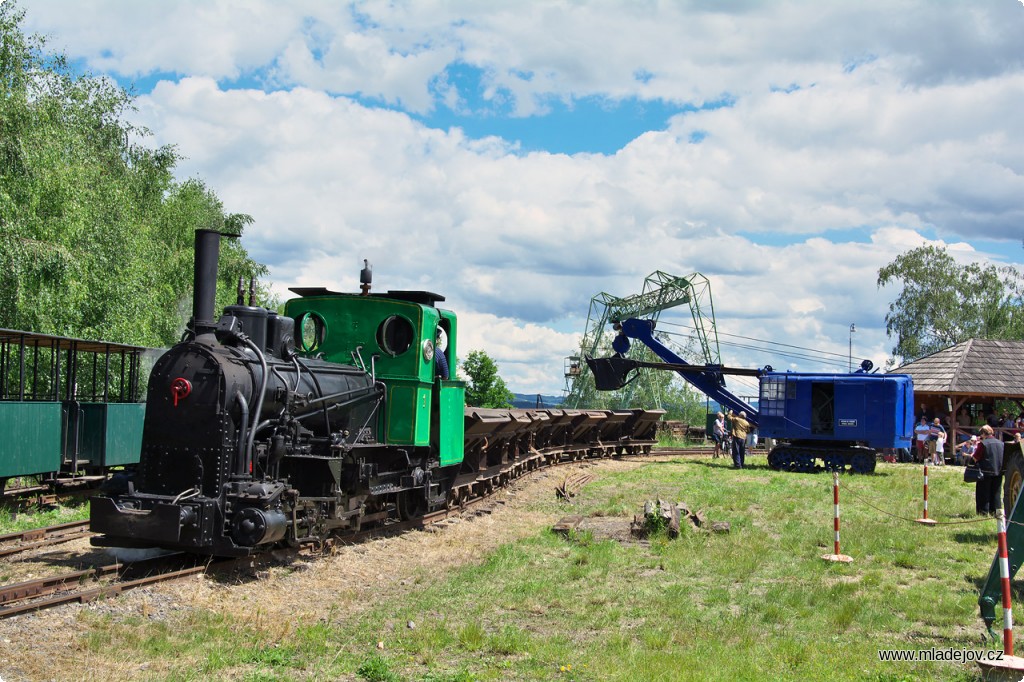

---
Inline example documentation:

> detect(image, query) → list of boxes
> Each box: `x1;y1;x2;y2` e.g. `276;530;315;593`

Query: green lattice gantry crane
564;271;721;408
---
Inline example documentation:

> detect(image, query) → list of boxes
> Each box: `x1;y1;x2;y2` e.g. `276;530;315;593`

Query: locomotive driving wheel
397;489;428;520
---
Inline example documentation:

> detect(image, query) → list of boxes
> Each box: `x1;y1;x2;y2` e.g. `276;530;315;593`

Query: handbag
964;464;984;483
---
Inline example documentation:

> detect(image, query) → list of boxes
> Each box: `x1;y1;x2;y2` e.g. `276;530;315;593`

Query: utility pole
848;323;856;372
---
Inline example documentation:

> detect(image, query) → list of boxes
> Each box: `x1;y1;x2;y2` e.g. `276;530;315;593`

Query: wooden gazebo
895;339;1024;444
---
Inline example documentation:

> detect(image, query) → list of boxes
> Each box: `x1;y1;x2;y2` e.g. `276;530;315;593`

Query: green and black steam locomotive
90;230;661;556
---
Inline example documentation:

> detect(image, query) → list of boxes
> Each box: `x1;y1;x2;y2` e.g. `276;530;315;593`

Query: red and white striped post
997;507;1014;656
976;510;1024;679
823;470;853;563
916;463;937;525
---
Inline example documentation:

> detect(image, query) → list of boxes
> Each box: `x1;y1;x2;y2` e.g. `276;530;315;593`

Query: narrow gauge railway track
0;497;495;620
1;477;106;505
0;441;727;618
0;447;638;617
0;446;715;561
0;520;93;559
641;446;772;458
0;554;215;619
0;446;715;562
0;483;504;620
647;447;714;457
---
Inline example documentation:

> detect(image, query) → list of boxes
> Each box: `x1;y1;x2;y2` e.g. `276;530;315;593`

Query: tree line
0;4;265;348
878;244;1023;365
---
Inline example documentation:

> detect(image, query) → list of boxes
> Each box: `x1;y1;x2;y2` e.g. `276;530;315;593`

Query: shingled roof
894;339;1024;398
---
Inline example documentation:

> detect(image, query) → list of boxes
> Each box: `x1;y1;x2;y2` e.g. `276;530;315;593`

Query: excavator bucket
586;355;640;391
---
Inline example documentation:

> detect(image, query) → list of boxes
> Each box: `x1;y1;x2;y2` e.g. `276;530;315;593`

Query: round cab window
297;312;326;353
377;315;414;356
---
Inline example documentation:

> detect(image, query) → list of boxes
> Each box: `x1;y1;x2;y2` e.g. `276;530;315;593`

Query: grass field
0;498;89;535
10;455;1009;680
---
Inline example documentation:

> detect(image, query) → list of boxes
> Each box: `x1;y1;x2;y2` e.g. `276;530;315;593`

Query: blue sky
105;58;710;156
22;0;1024;395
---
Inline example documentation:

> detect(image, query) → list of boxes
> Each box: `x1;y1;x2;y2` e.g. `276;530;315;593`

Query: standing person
914;417;931;463
726;410;751;469
712;412;726;459
973;425;1005;515
931;418;946;465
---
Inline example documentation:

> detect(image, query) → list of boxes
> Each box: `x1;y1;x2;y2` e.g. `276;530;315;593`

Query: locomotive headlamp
423;339;435;362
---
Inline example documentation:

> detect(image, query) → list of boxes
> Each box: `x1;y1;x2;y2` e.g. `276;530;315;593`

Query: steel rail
0;520;94;559
0;551;228;620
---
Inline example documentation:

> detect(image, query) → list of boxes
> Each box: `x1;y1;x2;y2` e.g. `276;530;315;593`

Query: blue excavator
587;317;915;473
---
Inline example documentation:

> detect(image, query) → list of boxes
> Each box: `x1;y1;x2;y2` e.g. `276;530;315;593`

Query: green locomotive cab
284;286;465;468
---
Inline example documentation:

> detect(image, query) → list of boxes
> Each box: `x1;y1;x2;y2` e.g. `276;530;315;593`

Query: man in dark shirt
973;425;1005;515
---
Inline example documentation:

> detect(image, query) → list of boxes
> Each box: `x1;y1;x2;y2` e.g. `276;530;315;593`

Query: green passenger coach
284;285;466;468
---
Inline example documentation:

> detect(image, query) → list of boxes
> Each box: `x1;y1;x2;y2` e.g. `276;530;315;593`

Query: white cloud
19;0;1024;395
124;74;1020;391
455;311;580;394
26;1;1024;109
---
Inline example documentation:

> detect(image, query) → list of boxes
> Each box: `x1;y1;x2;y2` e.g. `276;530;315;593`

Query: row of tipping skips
457;408;665;494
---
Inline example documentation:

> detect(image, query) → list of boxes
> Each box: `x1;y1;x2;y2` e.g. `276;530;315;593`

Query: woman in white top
914;417;931;462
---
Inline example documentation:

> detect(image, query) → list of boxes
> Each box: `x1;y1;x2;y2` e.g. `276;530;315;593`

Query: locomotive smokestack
192;229;221;330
